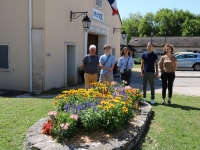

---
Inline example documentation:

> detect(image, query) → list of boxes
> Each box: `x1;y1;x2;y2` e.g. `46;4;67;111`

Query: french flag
108;0;119;15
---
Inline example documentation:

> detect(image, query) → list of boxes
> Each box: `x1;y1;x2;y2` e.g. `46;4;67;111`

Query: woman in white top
117;47;135;86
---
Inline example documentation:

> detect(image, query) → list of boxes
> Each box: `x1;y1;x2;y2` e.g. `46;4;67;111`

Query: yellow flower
104;106;109;111
122;106;128;113
97;105;102;108
121;102;126;105
53;100;58;106
114;99;120;103
100;100;106;105
109;104;115;108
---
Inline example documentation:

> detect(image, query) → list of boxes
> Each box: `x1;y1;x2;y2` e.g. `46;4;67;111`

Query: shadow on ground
0;90;29;97
153;102;200;111
133;111;155;150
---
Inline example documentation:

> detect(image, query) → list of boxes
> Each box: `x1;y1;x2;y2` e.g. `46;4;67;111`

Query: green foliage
122;12;142;42
50;112;78;141
79;108;101;132
44;81;142;139
122;8;200;43
134;58;141;64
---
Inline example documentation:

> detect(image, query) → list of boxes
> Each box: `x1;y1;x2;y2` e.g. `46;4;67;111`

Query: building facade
0;0;123;93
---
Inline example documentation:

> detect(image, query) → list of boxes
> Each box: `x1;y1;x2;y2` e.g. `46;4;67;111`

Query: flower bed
42;81;142;142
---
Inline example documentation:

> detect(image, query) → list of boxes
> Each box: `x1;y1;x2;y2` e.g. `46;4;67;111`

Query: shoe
142;98;146;102
151;99;155;104
168;100;171;104
162;100;166;104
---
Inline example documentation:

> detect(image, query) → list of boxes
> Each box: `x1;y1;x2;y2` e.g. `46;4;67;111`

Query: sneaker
151;99;155;104
162;100;166;104
142;98;146;102
168;100;171;104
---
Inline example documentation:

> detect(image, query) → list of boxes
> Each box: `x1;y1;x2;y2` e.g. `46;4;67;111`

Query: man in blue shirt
99;44;116;83
141;42;158;104
82;45;99;89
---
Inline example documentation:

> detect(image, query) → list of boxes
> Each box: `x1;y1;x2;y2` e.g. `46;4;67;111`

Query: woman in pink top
159;44;177;104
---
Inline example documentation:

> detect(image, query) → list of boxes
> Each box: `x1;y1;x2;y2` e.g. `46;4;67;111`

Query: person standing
82;45;99;89
141;42;158;104
99;44;116;83
159;44;177;104
117;47;135;86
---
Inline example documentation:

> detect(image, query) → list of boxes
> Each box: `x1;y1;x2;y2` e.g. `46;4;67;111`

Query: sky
117;0;200;19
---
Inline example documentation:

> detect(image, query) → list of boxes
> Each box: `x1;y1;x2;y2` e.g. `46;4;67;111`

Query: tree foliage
121;8;200;43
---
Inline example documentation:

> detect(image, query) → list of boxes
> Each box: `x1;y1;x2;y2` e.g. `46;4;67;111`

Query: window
95;0;103;8
0;45;9;69
111;47;115;57
185;54;197;58
176;55;184;59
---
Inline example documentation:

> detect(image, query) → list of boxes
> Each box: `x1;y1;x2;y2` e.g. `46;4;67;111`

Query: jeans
143;72;155;99
120;70;132;85
161;72;175;98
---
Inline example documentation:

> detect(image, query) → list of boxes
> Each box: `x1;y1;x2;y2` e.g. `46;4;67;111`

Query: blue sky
117;0;200;19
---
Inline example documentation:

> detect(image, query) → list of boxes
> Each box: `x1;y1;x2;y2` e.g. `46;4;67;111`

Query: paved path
130;68;200;97
1;68;199;98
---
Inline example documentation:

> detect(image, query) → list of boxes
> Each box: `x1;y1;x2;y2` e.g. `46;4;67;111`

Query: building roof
129;36;200;47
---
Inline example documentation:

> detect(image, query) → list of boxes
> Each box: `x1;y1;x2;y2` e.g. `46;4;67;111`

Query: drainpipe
84;31;88;56
29;0;33;92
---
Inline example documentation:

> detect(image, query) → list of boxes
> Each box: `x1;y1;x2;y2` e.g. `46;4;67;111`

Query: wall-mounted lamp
113;27;127;40
70;11;91;31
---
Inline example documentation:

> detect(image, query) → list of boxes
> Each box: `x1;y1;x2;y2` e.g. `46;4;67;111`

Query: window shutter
0;45;9;69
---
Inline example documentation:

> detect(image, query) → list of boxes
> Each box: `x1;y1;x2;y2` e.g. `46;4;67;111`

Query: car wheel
194;64;200;71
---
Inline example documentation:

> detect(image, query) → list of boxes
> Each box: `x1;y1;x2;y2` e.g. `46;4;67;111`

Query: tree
138;12;155;37
121;12;142;42
182;19;200;36
121;8;200;43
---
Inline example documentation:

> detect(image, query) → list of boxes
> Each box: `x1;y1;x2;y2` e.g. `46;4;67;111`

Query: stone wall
24;102;152;150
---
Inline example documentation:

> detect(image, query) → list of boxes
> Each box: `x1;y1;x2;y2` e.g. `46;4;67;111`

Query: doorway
88;34;98;55
65;43;77;87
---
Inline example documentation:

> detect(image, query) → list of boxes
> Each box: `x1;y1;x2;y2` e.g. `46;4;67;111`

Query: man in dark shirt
141;42;158;104
82;45;99;89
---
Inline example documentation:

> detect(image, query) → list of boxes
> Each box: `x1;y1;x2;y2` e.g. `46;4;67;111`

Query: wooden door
88;34;98;55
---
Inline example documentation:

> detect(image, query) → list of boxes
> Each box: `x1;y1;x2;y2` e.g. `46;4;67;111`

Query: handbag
113;62;118;74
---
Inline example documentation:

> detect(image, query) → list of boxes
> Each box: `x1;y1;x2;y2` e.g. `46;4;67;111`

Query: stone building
129;36;200;59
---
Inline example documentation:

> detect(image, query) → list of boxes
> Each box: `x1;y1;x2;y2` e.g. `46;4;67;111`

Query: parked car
175;52;200;71
159;52;200;71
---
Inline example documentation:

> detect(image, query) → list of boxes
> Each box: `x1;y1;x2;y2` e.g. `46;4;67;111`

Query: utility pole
151;32;153;43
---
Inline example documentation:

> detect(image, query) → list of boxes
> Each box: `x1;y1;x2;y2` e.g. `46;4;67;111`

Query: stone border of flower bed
24;102;152;150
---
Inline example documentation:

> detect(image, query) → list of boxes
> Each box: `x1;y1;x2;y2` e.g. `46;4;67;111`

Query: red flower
42;120;52;135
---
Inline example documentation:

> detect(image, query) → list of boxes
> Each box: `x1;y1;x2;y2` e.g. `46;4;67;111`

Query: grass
0;93;200;150
135;94;200;150
134;58;141;64
134;64;141;68
0;97;53;150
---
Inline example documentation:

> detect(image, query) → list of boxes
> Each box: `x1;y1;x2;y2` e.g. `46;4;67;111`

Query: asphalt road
131;77;200;87
127;75;200;97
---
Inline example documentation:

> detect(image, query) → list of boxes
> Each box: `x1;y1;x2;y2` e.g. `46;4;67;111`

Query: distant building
129;36;200;59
